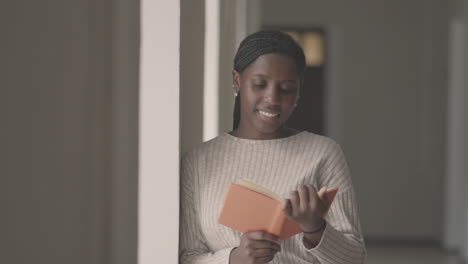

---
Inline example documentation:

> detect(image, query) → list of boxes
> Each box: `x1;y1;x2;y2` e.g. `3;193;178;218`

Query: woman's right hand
229;231;281;264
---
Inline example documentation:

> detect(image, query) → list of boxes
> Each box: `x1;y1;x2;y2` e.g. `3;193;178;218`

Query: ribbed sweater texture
179;131;367;263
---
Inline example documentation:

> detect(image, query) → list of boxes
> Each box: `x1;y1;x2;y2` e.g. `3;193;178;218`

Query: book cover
218;180;338;240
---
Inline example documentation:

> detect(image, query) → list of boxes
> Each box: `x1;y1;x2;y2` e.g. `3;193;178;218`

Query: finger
246;231;280;245
250;247;279;257
255;255;275;263
281;199;292;217
297;184;310;211
307;184;319;207
288;190;300;216
322;189;330;207
318;187;330;207
247;239;281;252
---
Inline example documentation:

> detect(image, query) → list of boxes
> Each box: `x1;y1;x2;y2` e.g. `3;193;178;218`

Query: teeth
259;110;279;117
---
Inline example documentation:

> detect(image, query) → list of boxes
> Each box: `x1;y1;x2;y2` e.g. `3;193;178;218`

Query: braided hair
232;30;306;130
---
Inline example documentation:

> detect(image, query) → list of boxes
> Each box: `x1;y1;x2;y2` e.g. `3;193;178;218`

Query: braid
232;30;305;130
233;93;241;130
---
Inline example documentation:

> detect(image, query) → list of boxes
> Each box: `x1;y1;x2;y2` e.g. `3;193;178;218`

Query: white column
204;0;220;141
138;0;180;263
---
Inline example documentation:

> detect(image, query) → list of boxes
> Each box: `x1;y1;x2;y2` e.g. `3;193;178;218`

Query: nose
264;85;281;105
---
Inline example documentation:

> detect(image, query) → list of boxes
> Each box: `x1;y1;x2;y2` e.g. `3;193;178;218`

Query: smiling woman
179;30;367;264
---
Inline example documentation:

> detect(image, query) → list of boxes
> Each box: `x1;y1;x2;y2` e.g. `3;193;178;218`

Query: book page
238;179;281;201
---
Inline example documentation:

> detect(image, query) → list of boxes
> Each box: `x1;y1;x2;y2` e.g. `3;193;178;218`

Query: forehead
242;53;299;79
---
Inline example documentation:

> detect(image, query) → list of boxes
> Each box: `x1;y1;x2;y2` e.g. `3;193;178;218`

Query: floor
366;246;462;264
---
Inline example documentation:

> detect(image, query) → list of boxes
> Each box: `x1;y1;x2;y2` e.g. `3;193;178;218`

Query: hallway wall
180;0;205;154
462;0;468;260
444;0;467;254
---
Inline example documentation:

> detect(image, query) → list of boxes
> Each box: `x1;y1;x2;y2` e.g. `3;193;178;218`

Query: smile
258;110;280;118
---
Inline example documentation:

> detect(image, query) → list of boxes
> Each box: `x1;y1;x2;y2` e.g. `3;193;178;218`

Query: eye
252;81;266;89
280;85;297;94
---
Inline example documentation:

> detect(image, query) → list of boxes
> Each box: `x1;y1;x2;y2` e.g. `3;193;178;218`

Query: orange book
218;179;338;240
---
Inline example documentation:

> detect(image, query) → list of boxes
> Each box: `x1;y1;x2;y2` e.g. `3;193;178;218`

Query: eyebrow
252;74;296;83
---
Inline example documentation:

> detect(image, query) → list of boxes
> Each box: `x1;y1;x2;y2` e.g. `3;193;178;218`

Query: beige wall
108;0;139;263
2;1;141;263
1;1;112;263
259;0;448;240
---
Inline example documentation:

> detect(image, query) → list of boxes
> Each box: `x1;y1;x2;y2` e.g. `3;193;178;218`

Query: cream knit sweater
179;131;366;264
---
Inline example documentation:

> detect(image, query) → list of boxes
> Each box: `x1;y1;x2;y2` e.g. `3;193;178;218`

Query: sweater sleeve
179;152;236;264
298;141;367;263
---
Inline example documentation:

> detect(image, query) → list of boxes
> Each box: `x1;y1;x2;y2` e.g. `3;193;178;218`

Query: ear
232;70;241;92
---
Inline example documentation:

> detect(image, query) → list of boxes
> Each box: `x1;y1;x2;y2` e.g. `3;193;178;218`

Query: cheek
283;96;298;108
241;89;259;109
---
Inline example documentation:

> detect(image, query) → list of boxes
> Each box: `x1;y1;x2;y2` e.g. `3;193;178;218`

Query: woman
179;30;366;264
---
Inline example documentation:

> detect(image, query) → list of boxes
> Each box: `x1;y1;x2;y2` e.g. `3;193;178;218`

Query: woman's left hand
281;184;330;232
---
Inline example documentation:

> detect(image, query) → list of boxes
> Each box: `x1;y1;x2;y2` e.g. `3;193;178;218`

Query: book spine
267;205;287;237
